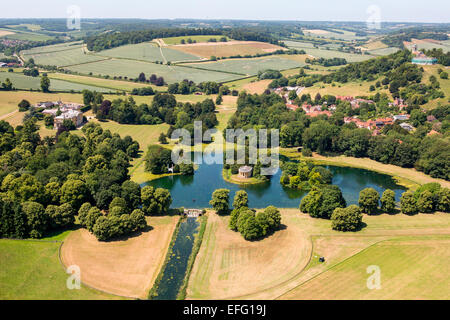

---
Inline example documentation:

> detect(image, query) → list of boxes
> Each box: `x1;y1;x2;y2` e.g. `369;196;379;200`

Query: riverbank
280;148;450;190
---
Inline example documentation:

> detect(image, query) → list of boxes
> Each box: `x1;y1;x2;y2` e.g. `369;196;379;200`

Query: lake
145;154;406;209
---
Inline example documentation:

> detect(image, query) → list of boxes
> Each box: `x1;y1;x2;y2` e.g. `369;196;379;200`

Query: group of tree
400;183;450;215
144;144;194;176
280;161;333;191
168;80;236;96
305;57;347;67
0;120;174;241
136;73;165;86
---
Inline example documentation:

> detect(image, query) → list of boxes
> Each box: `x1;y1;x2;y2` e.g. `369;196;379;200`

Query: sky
0;0;449;23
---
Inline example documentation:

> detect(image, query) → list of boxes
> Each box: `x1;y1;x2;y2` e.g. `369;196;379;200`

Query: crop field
170;41;285;59
404;39;450;52
161;35;229;45
187;56;303;76
187;210;450;300
21;41;83;54
65;59;243;84
0;72;113;92
367;47;401;56
61;216;179;299
96;42;202;63
303;29;366;41
301;47;374;62
0;237;120;299
283;40;316;49
0;28;53;41
22;47;107;67
47;72;155;92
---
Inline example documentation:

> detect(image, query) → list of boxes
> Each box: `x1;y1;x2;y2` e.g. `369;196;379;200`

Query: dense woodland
0;120;172;240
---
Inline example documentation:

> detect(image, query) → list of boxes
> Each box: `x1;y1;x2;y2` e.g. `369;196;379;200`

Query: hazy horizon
0;0;449;24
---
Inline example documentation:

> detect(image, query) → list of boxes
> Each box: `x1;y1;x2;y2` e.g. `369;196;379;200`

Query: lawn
0;72;113;92
96;42;202;63
187;56;304;76
22;47;107;67
187;209;450;300
65;58;243;84
61;216;179;299
0;238;121;300
171;41;285;59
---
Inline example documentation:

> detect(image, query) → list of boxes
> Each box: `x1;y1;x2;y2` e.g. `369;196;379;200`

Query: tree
1;78;13;90
46;203;75;228
358;188;380;214
60;179;89;211
209;189;230;215
158;133;168;144
130;209;147;231
215;94;223;105
331;205;362;231
85;207;102;232
416;190;434;213
18;99;31;112
232;190;248;210
240;215;261;240
138;72;146;82
436;188;450;212
179;163;194;175
263;205;281;229
78;202;92;226
400;191;418;215
121;180;141;210
22;201;47;238
109;197;128;213
380;189;396;213
40;75;50;92
410;109;427;127
144;145;172;174
300;185;346;219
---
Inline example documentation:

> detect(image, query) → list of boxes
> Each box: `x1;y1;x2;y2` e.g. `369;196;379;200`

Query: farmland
21;41;84;54
0;72;113;92
187;210;450;300
286;43;375;62
404;39;450;52
0;28;53;41
65;58;243;83
302;29;367;41
161;35;229;45
96;42;202;63
22;47;108;67
170;41;286;59
61;215;179;299
187;56;303;76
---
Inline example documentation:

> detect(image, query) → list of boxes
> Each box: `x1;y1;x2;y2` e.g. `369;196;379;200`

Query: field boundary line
58;57;111;69
22;46;84;56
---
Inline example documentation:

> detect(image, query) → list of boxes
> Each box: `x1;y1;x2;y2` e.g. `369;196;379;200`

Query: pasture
367;47;401;56
187;209;450;300
302;29;366;41
300;47;375;62
170;41;285;59
22;47;107;67
0;238;120;299
96;42;202;63
61;216;179;299
65;59;243;84
21;41;83;55
0;28;53;41
187;56;303;76
0;72;113;92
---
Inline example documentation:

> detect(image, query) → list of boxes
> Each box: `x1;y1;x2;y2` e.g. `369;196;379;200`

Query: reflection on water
145;154;406;209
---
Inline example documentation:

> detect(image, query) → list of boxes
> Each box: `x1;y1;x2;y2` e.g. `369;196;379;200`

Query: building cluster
0;62;20;68
411;44;438;65
336;96;375;109
37;101;84;130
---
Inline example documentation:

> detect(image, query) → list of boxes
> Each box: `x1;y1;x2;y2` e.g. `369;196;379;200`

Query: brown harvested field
170;41;285;58
186;211;311;300
0;30;16;37
242;79;271;94
61;215;179;299
187;209;450;300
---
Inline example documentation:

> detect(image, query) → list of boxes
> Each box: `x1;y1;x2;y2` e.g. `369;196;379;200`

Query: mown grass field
0;238;122;299
22;47;107;67
161;35;229;45
279;236;450;300
96;42;201;63
187;56;303;76
171;41;285;59
0;72;112;92
187;209;450;300
66;58;243;84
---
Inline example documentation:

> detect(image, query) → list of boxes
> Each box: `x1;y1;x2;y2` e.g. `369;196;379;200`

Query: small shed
238;166;253;179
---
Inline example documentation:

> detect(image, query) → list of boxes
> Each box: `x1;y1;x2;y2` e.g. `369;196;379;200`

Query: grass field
420;64;450;109
96;42;202;63
303;29;366;41
187;209;450;300
0;28;53;41
47;72;156;92
0;72;113;92
368;47;401;56
65;58;243;84
404;39;450;52
21;41;83;55
161;35;229;45
171;41;285;59
279;236;450;300
187;56;303;76
0;237;121;299
22;47;107;67
61;215;179;299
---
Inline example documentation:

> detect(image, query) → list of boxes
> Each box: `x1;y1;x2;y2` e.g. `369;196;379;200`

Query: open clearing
0;238;120;299
171;41;285;59
96;42;202;63
61;215;179;299
187;56;303;76
187;210;450;300
66;59;243;84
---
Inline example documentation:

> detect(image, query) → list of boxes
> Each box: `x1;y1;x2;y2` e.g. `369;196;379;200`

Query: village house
400;122;415;132
54;110;84;130
37;101;84;130
393;114;410;121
